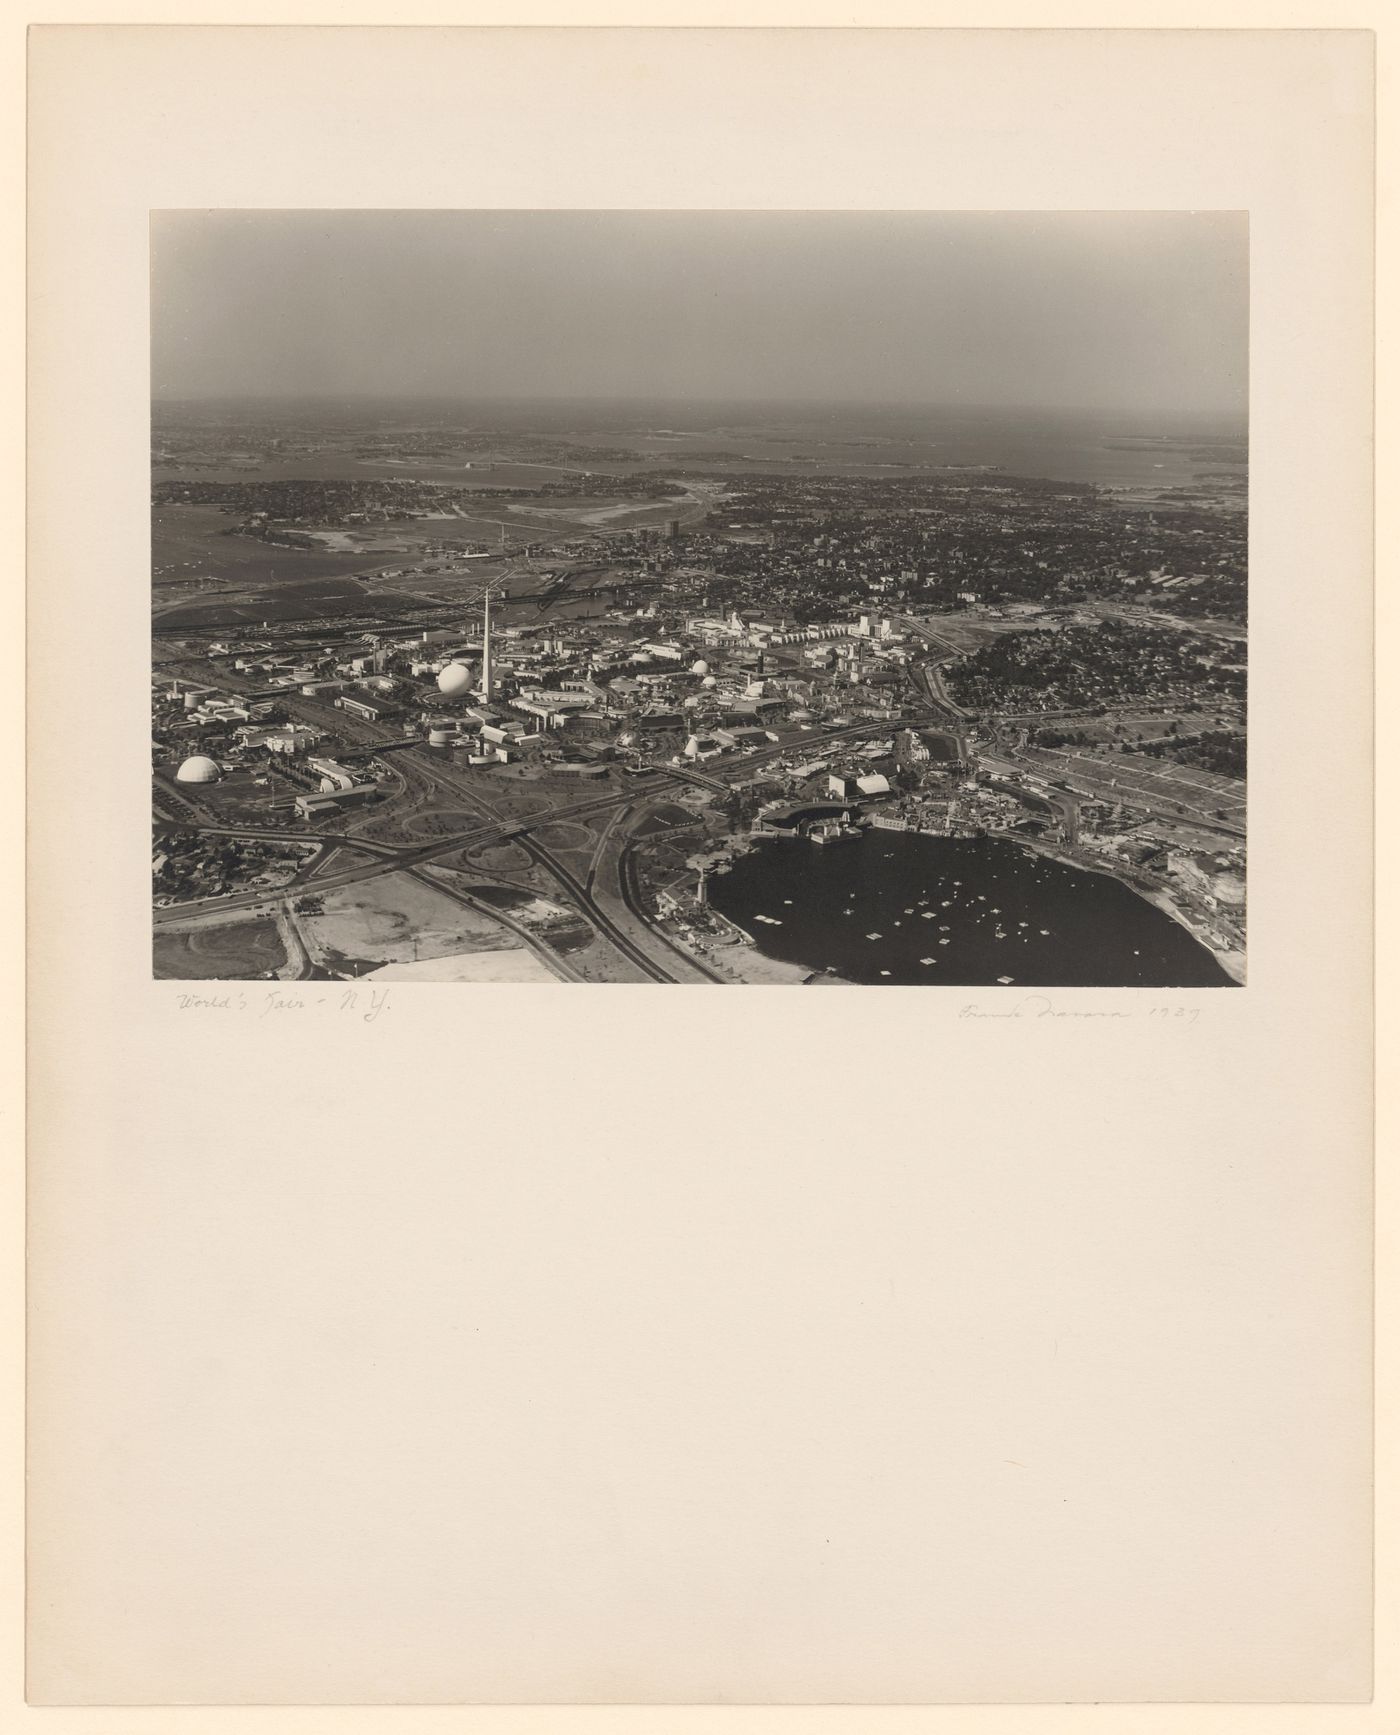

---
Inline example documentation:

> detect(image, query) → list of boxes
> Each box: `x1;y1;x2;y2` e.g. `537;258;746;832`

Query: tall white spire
479;590;493;700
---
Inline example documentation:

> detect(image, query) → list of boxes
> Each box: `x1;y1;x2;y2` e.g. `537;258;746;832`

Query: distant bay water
153;401;1247;495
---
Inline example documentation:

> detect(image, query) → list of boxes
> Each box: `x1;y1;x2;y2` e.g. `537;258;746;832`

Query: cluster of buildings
382;602;921;772
155;579;968;840
153;830;313;904
946;619;1246;715
690;468;1247;622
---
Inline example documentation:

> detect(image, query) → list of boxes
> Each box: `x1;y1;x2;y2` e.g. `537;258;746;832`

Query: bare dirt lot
364;950;557;983
299;871;528;973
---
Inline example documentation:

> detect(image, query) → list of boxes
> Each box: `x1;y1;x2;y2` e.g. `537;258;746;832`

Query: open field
632;803;697;838
154;506;534;609
159;769;303;827
153;505;398;586
394;807;490;841
300;870;528;973
154;483;689;595
155;574;428;631
925;614;1065;651
504;495;690;530
364;949;557;982
158;591;420;631
154;915;287;979
305;844;385;880
459;839;536;874
531;821;599;852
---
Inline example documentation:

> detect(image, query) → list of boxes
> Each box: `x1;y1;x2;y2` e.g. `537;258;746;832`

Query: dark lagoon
707;831;1237;987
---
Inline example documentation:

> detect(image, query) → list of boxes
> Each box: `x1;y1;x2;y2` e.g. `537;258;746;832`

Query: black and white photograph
151;210;1248;986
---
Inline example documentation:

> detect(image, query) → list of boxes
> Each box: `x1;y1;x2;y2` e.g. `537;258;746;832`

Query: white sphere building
436;661;475;699
175;754;221;784
690;659;710;677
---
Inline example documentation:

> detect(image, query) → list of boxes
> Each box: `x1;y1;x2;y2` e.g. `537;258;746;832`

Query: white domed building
701;674;718;690
690;658;710;677
175;754;221;784
436;661;475;699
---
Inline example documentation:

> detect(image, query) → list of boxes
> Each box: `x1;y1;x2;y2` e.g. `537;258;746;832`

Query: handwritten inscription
960;994;1200;1023
174;987;392;1023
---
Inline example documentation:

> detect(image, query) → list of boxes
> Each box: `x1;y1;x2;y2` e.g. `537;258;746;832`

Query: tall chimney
479;591;493;700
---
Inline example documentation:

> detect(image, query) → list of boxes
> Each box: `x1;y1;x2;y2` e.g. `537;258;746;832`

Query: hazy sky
151;210;1247;419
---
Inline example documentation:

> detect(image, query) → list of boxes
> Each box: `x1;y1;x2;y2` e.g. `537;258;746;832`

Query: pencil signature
960;994;1199;1022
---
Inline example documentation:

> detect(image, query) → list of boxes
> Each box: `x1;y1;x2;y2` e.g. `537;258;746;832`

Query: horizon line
150;391;1248;421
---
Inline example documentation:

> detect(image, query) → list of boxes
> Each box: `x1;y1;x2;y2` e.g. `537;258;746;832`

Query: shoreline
697;823;1245;987
1008;833;1245;985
